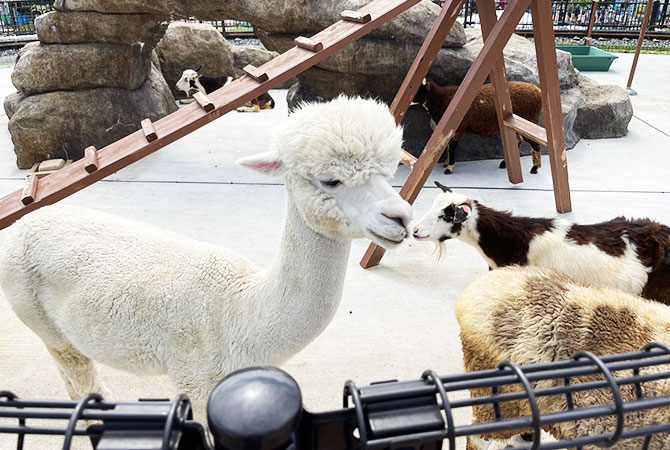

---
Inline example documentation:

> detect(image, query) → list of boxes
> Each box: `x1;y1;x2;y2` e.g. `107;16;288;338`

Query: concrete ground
0;52;669;449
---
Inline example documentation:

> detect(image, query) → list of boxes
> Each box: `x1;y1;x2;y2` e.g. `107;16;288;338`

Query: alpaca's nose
383;213;407;229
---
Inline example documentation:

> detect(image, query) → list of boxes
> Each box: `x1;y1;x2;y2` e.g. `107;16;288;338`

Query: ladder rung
503;114;548;147
84;146;98;173
294;36;324;52
21;174;38;205
193;92;215;112
401;150;417;168
243;64;269;83
141;119;158;142
341;10;372;23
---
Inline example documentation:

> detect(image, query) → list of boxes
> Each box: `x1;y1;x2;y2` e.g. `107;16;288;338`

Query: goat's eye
320;179;341;188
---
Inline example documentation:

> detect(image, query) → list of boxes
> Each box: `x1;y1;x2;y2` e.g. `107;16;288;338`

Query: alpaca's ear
434;181;451;192
237;151;287;176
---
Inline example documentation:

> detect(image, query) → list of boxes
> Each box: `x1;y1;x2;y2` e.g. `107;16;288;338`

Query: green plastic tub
556;45;618;71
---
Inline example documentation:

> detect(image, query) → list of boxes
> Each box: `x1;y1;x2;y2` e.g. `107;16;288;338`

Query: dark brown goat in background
413;78;543;174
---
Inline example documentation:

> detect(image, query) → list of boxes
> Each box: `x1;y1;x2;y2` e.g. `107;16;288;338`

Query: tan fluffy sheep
455;266;670;450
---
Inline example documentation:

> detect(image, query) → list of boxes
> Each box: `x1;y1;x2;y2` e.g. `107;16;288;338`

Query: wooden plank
477;0;523;185
531;0;572;213
341;10;372;23
401;151;417;168
0;0;422;231
361;0;534;268
193;92;215;112
389;0;468;124
627;0;653;89
243;64;269;83
503;114;548;147
294;36;323;52
21;175;38;206
141;119;157;142
84;146;98;173
585;0;599;46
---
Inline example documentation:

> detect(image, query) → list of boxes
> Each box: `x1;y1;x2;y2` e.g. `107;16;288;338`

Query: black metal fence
0;0;53;37
445;0;670;36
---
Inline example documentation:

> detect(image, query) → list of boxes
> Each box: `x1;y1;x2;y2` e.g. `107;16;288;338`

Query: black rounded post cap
208;367;302;450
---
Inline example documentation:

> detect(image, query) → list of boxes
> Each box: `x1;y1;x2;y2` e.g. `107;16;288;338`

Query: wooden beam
21;175;38;206
361;0;534;268
193;92;215;112
627;0;654;90
141;119;157;142
341;10;372;23
585;0;599;46
294;36;323;52
401;151;417;168
389;0;468;124
476;0;523;184
84;146;98;173
531;0;572;212
503;114;548;147
243;64;269;83
0;0;422;231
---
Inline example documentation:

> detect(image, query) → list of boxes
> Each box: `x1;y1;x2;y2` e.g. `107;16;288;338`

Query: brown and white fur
456;266;670;449
413;182;670;305
412;78;543;175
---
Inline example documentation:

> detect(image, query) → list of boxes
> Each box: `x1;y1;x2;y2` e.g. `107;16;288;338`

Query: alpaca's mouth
367;228;405;247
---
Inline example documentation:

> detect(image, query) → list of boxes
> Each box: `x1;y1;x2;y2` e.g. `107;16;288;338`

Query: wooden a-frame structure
0;0;571;269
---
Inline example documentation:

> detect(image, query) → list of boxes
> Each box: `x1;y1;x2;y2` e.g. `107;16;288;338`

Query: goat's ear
454;204;471;224
195;65;203;74
434;181;451;193
237;151;287;176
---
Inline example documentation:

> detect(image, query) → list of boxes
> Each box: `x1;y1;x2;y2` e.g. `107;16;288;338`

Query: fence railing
0;0;53;37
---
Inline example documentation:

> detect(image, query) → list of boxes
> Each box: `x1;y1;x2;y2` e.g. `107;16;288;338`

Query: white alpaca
0;96;412;419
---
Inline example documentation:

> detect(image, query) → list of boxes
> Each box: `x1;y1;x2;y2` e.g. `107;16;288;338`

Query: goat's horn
434;181;452;193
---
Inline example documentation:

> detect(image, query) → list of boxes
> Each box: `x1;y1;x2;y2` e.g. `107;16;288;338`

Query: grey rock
574;78;633;139
3;92;26;119
151;49;162;73
35;11;168;45
7;66;177;169
155;22;236;99
230;43;296;89
12;41;152;94
53;0;171;14
463;29;579;90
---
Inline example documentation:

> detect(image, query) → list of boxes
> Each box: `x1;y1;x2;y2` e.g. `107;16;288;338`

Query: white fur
0;96;412;419
176;69;206;96
413;190;651;296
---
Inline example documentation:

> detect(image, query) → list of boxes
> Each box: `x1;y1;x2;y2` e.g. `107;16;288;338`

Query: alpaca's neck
254;196;351;363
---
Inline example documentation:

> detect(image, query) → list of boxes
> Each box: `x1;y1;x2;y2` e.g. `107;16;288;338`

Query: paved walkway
0;52;668;449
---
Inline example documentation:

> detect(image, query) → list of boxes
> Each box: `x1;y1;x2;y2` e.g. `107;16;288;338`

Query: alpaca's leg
529;140;541;174
444;141;458;174
46;343;111;400
168;359;224;423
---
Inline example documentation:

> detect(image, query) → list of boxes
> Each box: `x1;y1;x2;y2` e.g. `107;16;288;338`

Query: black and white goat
175;66;275;112
413;182;670;305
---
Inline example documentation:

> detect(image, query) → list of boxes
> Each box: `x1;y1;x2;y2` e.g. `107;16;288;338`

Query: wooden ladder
0;0;421;229
360;0;571;268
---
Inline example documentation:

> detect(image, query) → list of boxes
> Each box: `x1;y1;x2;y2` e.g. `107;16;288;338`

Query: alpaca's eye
321;179;341;188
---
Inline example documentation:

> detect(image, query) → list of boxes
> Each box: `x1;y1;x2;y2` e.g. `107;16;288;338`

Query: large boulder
53;0;466;49
35;11;167;45
6;66;177;169
574;77;633;139
12;41;153;94
155;22;236;99
230;44;296;89
463;28;579;90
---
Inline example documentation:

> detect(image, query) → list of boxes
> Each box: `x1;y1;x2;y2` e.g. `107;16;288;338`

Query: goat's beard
432;240;446;262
